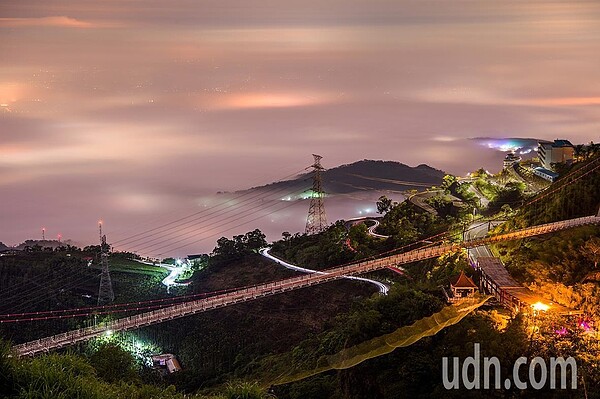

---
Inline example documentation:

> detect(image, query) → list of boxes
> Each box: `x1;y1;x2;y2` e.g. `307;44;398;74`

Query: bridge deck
11;214;599;356
476;257;520;288
476;257;580;315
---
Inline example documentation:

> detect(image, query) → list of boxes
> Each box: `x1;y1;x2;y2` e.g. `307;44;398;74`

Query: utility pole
97;221;115;305
305;154;328;235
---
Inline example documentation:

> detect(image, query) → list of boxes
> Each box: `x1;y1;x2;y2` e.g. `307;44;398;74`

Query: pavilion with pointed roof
450;270;478;299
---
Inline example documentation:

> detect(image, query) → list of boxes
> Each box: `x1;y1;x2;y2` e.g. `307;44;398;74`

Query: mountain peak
248;159;445;194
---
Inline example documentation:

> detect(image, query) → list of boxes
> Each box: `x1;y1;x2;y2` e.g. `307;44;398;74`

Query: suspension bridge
2;155;599;356
10;213;600;356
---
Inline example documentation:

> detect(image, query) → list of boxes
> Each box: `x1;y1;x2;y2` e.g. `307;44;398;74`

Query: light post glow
532;302;550;312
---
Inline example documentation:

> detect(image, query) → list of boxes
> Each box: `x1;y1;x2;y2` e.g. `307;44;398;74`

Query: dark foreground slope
138;254;378;392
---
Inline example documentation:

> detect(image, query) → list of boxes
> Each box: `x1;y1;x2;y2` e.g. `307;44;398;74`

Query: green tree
225;381;274;399
244;229;268;253
212;237;239;259
211;229;268;264
471;168;488;179
582;237;600;268
441;174;458;193
89;343;139;383
0;340;15;396
376;195;393;214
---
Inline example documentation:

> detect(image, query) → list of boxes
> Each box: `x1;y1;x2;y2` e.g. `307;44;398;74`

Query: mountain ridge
246;159;445;195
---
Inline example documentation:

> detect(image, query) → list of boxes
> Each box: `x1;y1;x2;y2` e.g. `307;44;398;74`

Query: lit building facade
533;167;559;182
503;152;521;169
538;140;574;170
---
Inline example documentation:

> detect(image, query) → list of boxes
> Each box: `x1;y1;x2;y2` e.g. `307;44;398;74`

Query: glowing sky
1;1;599;251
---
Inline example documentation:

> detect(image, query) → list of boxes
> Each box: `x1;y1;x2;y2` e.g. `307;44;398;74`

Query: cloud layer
1;0;599;252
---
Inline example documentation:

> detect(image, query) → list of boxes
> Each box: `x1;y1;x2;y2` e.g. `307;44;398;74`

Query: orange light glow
0;16;94;29
532;302;550;312
214;92;335;110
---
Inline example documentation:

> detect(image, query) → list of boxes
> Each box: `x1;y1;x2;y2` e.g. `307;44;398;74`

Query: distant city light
476;138;538;155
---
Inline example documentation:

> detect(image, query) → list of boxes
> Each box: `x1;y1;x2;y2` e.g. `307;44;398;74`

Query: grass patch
91;259;167;276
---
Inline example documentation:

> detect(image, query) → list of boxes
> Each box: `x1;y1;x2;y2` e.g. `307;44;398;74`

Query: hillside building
503;152;521;169
538;140;574;170
533;167;559;182
152;354;182;374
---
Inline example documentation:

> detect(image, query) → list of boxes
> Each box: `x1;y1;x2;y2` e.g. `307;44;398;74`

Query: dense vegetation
270;198;453;273
505;155;600;228
489;156;600;324
0;339;278;399
1;154;599;398
0;247;169;344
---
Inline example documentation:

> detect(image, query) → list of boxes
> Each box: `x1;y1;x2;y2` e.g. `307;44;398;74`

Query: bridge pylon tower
97;221;114;305
305;154;328;235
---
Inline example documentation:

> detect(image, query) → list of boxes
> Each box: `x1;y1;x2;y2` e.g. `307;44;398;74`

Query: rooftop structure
503;152;521;169
445;270;478;303
152;353;182;374
532;167;559;182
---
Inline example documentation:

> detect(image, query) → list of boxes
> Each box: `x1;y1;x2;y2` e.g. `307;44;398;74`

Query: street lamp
532;302;550;313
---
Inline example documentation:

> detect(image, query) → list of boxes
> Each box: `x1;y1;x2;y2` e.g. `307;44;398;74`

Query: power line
0;266;99;312
97;223;114;305
111;168;308;247
108;166;309;239
6;273;102;315
305;154;327;234
140;188;310;256
115;178;310;254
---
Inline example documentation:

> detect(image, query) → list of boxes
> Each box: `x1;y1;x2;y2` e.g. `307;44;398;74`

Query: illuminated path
347;218;409;276
134;260;190;289
13;214;600;356
365;219;389;239
345;217;389;239
259;248;389;295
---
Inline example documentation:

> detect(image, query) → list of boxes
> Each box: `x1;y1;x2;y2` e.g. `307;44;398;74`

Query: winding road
345;217;390;239
12;214;600;356
364;219;389;239
260;248;389;295
134;260;190;289
346;217;410;277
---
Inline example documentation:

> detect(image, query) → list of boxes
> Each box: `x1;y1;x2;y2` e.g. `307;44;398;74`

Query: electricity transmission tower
97;222;114;305
305;154;328;234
